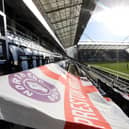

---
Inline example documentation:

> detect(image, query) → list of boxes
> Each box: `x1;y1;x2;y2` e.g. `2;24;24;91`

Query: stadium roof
78;41;129;50
32;0;96;48
5;0;96;53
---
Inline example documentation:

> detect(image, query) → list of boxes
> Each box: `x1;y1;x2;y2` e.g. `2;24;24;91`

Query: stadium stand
79;49;129;62
0;17;64;74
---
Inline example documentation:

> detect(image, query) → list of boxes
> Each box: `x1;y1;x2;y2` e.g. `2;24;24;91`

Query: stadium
0;0;129;129
79;41;129;79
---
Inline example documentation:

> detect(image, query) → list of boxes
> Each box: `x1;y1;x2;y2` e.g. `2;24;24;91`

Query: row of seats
0;42;62;75
0;30;63;74
9;43;50;72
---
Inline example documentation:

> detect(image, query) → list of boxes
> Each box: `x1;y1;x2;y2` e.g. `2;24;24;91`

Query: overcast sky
80;0;129;42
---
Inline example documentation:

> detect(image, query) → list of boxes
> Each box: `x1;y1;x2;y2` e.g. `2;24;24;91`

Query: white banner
0;63;128;129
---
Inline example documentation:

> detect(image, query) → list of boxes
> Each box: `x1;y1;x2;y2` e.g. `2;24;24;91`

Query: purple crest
8;71;60;103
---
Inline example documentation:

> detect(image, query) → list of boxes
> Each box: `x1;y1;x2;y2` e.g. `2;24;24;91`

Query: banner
0;63;128;129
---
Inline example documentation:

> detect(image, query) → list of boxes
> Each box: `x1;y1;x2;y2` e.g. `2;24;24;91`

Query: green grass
88;62;129;80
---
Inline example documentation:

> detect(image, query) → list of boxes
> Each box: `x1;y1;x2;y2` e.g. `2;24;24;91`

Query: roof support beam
74;0;96;45
55;23;77;31
51;15;79;24
62;36;74;40
60;33;75;38
57;30;75;36
46;2;82;14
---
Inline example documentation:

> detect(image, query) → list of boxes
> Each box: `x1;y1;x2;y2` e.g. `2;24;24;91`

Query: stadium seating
0;22;63;75
79;49;129;62
9;44;30;71
23;47;33;69
39;52;43;66
32;50;38;67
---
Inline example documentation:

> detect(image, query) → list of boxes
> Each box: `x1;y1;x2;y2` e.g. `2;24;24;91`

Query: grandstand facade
79;49;129;62
78;42;129;62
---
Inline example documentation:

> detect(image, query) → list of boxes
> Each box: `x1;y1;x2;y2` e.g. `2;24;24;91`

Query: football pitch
88;62;129;80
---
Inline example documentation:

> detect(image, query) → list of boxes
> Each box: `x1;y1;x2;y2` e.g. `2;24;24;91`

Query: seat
23;48;33;68
41;53;45;65
44;56;49;64
39;52;43;66
0;44;3;59
36;51;40;66
32;50;38;67
9;44;19;67
9;44;27;71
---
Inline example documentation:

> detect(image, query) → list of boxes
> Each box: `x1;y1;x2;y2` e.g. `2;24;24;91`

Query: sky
80;0;129;42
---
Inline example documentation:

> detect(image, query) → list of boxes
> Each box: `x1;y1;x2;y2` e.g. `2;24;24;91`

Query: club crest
8;71;60;103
